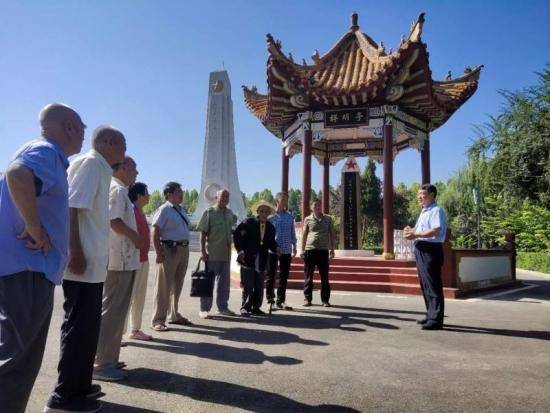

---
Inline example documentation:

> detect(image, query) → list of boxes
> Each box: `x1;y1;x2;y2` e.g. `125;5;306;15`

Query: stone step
289;265;418;275
293;257;416;268
285;279;461;299
287;271;419;284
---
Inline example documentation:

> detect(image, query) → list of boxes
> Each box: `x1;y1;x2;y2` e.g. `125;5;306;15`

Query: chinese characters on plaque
325;108;368;128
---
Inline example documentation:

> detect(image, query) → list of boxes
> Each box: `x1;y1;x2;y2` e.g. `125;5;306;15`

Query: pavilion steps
285;256;461;299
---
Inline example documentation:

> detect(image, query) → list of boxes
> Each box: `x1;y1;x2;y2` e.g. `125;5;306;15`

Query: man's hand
403;226;416;240
67;247;87;274
201;250;209;262
329;250;335;259
292;245;297;258
17;224;51;256
276;247;281;257
300;252;305;259
156;251;165;264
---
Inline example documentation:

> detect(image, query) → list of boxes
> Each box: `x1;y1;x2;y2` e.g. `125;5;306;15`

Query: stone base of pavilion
229;251;461;299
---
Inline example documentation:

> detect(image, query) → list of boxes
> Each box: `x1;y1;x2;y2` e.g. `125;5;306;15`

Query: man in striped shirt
266;192;297;310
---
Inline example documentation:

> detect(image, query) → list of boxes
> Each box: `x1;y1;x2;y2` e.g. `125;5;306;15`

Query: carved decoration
386;85;404;102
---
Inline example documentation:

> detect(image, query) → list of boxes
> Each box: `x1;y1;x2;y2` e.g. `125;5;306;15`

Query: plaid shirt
269;210;297;254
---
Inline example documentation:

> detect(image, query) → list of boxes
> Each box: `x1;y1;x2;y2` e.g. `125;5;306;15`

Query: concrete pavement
26;253;550;412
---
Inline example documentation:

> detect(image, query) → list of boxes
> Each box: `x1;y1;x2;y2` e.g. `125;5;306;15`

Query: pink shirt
134;206;150;262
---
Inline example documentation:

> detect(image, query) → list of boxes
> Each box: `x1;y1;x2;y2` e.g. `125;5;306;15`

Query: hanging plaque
325;108;369;128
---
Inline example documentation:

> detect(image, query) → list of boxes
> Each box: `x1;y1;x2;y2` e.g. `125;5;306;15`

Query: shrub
517;251;550;273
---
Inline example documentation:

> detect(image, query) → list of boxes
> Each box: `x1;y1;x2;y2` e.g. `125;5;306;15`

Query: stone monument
192;70;247;224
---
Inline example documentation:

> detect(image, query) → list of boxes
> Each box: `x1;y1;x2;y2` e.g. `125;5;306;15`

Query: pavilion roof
243;12;482;138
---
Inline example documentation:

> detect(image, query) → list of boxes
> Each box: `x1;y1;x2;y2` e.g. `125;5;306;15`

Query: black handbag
190;259;215;297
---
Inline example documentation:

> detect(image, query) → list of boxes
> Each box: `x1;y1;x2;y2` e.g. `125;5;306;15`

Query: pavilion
243;12;482;259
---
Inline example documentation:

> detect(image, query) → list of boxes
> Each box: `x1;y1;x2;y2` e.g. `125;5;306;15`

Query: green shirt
303;214;334;251
197;206;237;261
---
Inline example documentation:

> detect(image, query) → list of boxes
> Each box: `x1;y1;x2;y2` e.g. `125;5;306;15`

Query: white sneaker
199;311;209;319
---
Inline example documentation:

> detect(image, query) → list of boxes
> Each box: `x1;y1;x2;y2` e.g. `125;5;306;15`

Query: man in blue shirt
404;184;448;330
0;103;85;413
266;192;297;310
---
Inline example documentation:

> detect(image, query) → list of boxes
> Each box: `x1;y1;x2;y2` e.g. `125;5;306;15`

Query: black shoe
251;308;267;316
421;321;443;330
240;308;251;317
416;318;428;325
277;302;293;310
45;397;101;413
86;384;102;398
303;300;312;307
322;302;331;307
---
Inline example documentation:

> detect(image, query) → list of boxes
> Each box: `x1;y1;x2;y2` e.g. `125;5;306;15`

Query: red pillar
302;126;312;219
281;146;289;194
322;156;330;214
421;136;431;184
383;120;394;259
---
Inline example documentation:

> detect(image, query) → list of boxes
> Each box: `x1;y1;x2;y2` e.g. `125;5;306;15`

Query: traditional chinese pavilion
243;12;482;259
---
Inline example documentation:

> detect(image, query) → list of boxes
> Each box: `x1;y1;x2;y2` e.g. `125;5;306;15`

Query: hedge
517;251;550;274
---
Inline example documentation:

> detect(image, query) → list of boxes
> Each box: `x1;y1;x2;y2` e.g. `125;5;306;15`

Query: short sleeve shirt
152;202;190;241
64;150;113;283
197;206;237;262
108;177;139;271
414;202;447;244
304;214;333;251
0;139;69;285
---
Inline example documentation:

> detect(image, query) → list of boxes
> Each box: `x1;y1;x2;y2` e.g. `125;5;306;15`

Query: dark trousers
414;241;445;324
0;271;54;413
51;280;103;403
241;267;264;311
266;253;292;304
303;249;330;303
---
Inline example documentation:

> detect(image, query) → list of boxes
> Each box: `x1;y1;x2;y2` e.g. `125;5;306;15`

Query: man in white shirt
93;156;140;382
46;126;126;413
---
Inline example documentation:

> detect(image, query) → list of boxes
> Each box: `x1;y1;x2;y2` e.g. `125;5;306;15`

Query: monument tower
192;70;246;223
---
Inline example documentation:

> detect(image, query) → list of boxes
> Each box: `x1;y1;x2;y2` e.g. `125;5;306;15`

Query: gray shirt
152;201;190;241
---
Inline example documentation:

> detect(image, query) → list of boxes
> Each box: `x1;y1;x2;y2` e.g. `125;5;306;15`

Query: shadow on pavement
102;401;163;412
120;368;361;413
164;325;329;346
128;339;302;365
329;304;425;315
443;324;550;341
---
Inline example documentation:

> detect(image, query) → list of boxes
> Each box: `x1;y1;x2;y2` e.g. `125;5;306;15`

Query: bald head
91;125;126;166
39;103;81;134
38;103;85;157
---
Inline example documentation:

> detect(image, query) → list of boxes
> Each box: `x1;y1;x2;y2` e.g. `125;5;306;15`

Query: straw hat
251;200;275;214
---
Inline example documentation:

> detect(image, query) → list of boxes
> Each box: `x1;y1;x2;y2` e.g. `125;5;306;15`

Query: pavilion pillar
382;120;394;259
281;146;289;194
301;125;312;219
322;155;330;214
421;135;431;184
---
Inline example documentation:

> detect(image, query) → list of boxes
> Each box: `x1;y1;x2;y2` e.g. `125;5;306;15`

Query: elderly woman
233;201;278;317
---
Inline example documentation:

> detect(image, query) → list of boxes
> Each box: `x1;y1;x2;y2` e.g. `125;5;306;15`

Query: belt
161;240;189;247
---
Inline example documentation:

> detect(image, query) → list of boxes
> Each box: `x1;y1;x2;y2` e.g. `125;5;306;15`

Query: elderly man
404;184;448;330
197;189;237;319
45;125;126;413
93;156;140;381
151;182;192;331
266;192;297;311
0;104;84;413
233;201;278;317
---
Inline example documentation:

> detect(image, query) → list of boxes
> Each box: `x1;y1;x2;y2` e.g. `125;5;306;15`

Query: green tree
288;188;301;221
360;159;382;246
143;190;163;216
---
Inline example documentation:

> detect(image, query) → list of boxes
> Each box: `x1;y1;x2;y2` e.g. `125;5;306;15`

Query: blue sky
1;0;548;195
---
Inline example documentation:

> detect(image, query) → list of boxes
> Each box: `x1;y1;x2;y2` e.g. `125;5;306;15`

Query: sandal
151;324;169;332
168;317;193;326
128;330;153;341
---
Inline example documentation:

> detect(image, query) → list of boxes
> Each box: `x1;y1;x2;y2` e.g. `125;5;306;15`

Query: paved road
27;253;550;412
